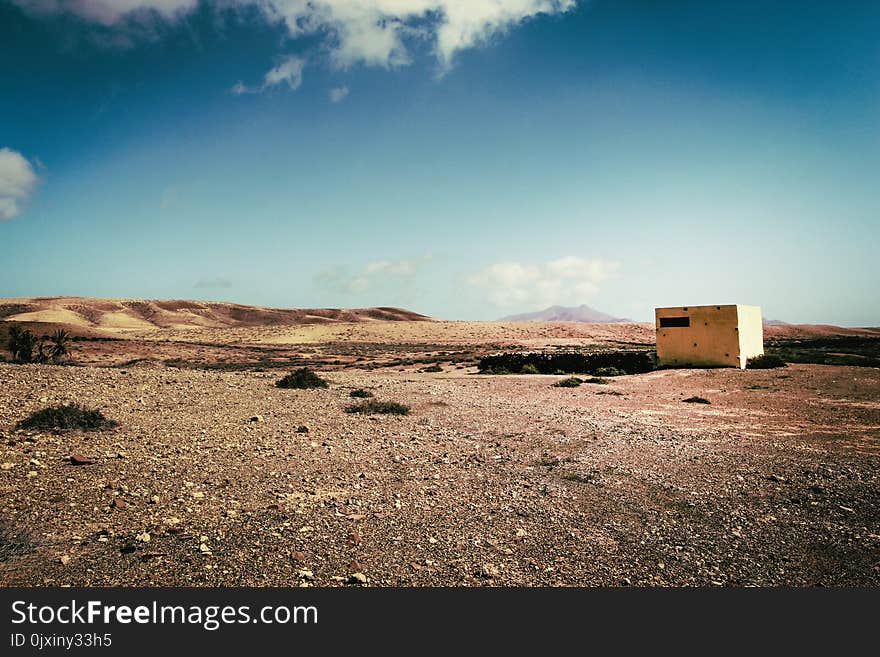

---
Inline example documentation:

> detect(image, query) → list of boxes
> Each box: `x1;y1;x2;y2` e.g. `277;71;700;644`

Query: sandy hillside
0;297;430;333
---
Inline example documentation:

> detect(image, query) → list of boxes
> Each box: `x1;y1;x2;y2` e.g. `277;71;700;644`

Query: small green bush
520;364;541;375
746;354;787;369
275;368;329;389
584;377;608;385
593;367;624;377
421;364;443;373
0;521;35;562
345;400;410;415
563;471;600;484
553;377;583;388
349;388;374;398
683;396;711;404
16;404;118;432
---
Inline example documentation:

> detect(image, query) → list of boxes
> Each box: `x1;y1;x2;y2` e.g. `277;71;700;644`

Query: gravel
0;361;878;586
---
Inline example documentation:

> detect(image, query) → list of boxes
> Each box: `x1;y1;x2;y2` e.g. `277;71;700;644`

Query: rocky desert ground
0;297;878;587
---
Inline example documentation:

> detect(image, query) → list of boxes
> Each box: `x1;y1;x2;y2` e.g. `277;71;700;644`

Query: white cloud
14;1;577;73
195;276;233;289
329;85;350;103
263;55;305;90
13;0;199;25
0;147;39;221
468;256;619;308
230;55;305;94
229;80;249;95
317;254;431;294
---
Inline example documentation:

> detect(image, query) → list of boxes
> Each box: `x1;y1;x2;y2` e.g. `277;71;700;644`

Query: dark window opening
660;316;690;328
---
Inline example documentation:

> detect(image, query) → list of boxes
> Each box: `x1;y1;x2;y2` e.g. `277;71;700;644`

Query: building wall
655;304;762;369
734;304;764;368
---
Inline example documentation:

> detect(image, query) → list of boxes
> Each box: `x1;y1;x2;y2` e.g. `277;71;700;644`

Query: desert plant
478;351;656;375
553;377;583;388
6;325;21;360
349;388;374;398
563;471;600;484
520;364;541;374
746;354;787;369
683;396;711;404
33;340;49;364
421;364;443;373
48;329;70;362
593;367;624;377
275;368;329;389
16;404;119;432
584;377;608;384
7;326;38;363
345;400;410;415
0;521;35;562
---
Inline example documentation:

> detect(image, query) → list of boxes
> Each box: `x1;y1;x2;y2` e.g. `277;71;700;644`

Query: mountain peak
499;304;629;323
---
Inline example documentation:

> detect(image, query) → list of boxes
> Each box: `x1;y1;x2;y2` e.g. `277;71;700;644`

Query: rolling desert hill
0;296;430;335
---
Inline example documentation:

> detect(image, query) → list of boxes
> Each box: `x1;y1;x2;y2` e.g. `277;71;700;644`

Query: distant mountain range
499;304;630;323
498;305;795;325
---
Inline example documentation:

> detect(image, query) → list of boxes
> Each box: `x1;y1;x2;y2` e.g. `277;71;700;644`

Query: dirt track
1;358;878;587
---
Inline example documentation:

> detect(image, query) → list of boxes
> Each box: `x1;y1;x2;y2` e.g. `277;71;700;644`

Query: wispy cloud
468;256;619;308
14;1;577;75
12;0;198;25
329;86;350;103
230;55;305;95
160;185;178;209
194;276;233;289
316;254;432;295
229;81;249;96
0;147;39;221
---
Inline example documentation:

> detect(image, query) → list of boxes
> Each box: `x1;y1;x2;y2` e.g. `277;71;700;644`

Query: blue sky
1;0;878;325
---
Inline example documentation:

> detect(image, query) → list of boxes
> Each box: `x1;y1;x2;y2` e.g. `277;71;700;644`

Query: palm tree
34;340;49;364
7;326;37;363
48;329;70;363
6;325;22;359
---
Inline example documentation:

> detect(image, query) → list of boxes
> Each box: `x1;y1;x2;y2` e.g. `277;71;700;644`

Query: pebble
482;564;500;578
